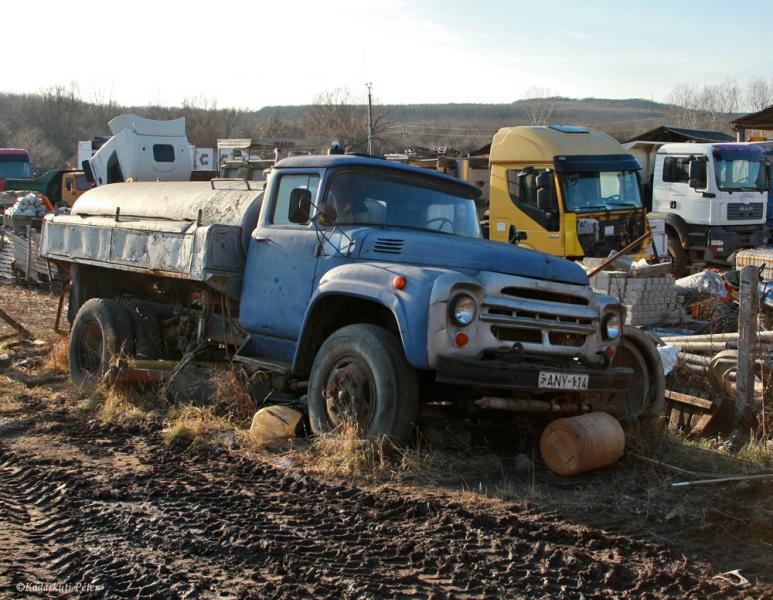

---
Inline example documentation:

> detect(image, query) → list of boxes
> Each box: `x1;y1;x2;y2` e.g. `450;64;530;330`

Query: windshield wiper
573;205;609;212
384;224;457;236
604;202;638;208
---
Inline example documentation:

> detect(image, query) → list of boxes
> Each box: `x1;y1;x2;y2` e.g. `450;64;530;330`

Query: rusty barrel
539;412;625;476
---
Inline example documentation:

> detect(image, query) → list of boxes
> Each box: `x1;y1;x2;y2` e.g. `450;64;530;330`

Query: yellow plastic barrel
539;412;625;476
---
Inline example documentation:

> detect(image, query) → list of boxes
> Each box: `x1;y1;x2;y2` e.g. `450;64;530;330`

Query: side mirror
508;225;527;244
536;170;552;189
537;187;556;212
688;157;707;189
516;166;534;185
316;204;337;226
288;188;312;224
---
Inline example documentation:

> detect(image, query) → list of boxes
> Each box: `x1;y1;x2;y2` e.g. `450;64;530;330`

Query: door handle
252;237;271;243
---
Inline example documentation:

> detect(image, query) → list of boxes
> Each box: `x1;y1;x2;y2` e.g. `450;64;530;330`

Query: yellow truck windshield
560;170;642;212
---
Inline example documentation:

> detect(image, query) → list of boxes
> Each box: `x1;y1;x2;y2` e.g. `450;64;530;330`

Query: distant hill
256;97;672;149
0;89;696;169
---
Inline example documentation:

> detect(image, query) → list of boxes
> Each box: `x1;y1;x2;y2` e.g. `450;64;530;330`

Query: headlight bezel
602;309;623;340
449;293;477;327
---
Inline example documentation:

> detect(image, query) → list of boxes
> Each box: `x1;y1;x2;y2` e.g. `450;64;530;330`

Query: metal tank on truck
40;155;664;442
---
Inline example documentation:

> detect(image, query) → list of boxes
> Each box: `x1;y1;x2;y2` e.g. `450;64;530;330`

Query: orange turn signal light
454;332;469;347
392;275;406;289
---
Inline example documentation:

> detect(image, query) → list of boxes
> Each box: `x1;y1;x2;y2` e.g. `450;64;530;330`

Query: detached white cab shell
84;114;193;185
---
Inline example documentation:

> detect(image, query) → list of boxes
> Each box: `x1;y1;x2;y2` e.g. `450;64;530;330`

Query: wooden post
25;224;32;282
736;265;759;429
0;307;33;339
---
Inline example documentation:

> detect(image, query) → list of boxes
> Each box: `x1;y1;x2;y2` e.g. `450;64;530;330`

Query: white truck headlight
450;294;477;326
602;310;623;340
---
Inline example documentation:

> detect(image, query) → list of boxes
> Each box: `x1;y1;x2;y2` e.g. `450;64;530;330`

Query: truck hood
355;229;589;285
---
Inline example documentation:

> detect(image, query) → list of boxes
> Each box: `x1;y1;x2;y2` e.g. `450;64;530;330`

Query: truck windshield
559;170;642;212
0;161;32;178
327;169;481;238
715;159;769;192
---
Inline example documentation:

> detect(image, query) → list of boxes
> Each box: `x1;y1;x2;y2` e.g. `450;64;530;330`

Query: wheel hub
322;355;376;431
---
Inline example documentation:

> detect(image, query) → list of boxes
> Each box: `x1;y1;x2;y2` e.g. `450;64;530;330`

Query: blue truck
40;155;662;441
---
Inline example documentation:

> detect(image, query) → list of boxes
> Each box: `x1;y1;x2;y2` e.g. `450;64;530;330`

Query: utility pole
366;82;374;155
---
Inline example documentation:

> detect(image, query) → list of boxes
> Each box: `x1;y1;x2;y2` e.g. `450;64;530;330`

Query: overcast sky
5;0;771;109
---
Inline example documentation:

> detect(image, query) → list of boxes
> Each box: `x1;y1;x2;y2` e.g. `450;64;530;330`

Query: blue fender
293;262;453;371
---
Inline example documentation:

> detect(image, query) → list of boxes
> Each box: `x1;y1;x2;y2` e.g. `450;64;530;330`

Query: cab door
238;171;322;360
488;164;564;256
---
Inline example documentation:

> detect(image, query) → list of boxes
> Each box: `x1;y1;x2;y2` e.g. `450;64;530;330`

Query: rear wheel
69;298;134;386
307;324;418;443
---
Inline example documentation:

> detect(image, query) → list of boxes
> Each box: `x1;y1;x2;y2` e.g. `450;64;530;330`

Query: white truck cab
81;114;193;186
650;142;769;273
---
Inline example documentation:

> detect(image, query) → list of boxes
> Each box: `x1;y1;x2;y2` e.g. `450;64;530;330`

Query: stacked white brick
589;269;683;326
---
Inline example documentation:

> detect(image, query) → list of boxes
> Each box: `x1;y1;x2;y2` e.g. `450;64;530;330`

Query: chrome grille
727;203;763;220
481;287;597;350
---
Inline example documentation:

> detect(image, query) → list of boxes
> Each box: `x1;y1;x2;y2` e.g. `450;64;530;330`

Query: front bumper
435;355;631;393
700;225;769;260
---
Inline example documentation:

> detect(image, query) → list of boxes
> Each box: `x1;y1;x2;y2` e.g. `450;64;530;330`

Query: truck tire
609;325;665;427
307;324;419;443
69;298;134;387
667;234;689;277
117;299;164;359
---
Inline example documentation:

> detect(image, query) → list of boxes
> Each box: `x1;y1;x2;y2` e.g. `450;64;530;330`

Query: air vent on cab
372;238;405;254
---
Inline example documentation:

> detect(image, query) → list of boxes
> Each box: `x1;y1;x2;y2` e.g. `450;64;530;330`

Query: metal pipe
663;331;773;343
475;397;581;413
586;230;653;278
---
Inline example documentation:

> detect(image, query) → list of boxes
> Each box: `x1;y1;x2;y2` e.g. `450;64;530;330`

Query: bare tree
666;80;740;132
11;127;63;171
746;77;773;112
304;88;390;152
181;96;221;147
28;83;85;161
520;86;558;125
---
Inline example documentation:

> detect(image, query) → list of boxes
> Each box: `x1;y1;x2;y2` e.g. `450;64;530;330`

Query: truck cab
0;149;32;182
484;126;650;260
82;114;192;186
650;143;769;273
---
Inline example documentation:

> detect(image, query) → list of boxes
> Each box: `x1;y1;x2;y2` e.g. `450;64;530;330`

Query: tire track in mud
0;417;737;599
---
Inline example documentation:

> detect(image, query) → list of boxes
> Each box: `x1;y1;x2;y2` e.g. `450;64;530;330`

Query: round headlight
603;311;622;339
450;294;477;327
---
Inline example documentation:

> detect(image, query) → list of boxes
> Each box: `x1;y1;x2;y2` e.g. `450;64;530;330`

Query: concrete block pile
589;270;683;326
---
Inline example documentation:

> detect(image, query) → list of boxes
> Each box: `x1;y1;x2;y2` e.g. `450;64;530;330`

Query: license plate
538;371;589;391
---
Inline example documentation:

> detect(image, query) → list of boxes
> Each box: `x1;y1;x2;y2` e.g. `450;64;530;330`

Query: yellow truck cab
486;125;650;260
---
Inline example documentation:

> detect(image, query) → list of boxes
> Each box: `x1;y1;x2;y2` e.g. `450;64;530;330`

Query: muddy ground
0;280;771;598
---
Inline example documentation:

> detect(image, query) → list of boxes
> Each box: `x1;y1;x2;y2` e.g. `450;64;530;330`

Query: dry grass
632;426;773;475
163;406;233;449
43;336;69;374
210;366;254;423
80;383;165;428
244;420;543;504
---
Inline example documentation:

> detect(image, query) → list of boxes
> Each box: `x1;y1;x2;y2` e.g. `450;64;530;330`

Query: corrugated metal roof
732;105;773;130
624;125;734;144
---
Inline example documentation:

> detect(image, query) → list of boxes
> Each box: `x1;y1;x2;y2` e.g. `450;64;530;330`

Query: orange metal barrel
539;412;625;476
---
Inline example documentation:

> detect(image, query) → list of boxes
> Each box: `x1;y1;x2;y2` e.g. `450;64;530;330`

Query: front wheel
307;324;418;443
608;325;665;426
667;233;689;277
